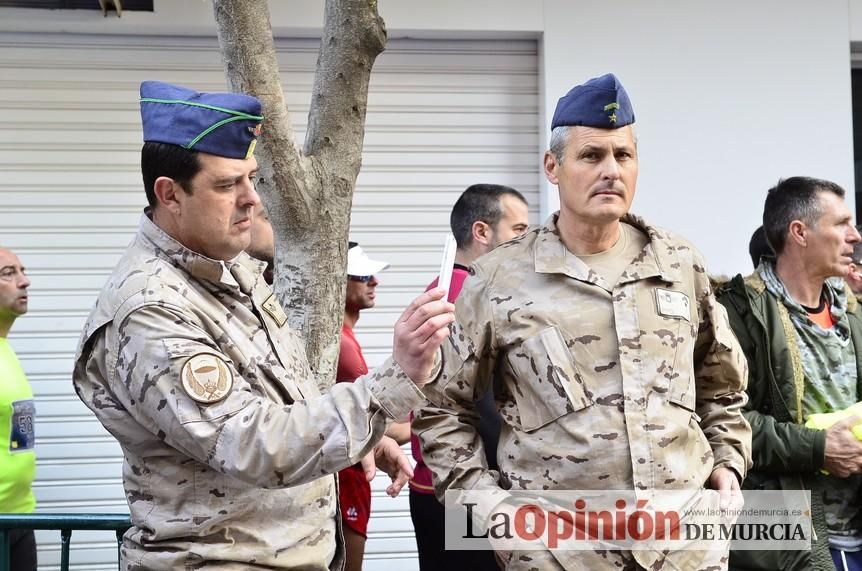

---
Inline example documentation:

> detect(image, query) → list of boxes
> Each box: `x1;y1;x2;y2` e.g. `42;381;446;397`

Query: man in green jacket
718;176;862;570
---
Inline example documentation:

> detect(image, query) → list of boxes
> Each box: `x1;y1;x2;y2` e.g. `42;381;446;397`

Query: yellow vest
0;338;36;513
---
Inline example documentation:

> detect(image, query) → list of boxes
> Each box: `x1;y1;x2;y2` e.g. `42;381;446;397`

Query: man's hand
393;288;455;387
709;466;743;511
359;435;414;497
823;415;862;477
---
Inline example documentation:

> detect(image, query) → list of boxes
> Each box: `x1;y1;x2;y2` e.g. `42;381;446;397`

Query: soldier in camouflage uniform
413;73;752;570
72;81;454;570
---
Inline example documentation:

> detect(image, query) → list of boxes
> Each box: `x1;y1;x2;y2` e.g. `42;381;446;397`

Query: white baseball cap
347;243;389;277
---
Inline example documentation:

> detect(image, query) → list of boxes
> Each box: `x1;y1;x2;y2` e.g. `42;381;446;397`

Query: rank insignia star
603;101;620;125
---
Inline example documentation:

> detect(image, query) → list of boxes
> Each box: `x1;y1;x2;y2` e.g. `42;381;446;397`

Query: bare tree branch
305;0;386;179
213;0;313;227
213;0;387;387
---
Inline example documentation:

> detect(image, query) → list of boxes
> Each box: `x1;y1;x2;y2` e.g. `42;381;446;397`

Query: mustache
591;181;624;196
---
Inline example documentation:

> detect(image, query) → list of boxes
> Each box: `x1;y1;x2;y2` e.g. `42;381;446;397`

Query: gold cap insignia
245;138;258;160
181;353;234;404
604;101;620;124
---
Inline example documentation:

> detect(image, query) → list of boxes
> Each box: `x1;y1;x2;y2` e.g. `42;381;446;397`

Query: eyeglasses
348;275;373;283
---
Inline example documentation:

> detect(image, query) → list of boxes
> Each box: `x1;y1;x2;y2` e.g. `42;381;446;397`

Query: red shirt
410;265;470;493
337;324;368;382
807;303;835;330
336;324;373;535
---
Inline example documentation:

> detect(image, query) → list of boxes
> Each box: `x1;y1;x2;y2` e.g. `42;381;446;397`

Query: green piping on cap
140;97;264;121
185;115;257;150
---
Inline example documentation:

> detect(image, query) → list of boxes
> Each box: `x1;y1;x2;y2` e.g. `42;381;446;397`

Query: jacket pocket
668;350;695;413
657;299;697;412
506;327;593;432
637;284;699;411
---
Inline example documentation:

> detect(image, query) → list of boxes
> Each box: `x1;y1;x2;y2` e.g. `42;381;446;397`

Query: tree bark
213;0;386;387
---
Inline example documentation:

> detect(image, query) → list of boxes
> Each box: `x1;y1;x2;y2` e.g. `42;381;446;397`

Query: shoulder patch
181;353;234;404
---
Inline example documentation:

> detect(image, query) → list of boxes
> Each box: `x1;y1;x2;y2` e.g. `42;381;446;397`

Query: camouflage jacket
73;214;424;570
414;213;752;570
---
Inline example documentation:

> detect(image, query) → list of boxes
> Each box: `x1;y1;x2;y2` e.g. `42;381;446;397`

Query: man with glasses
0;247;36;571
338;241;409;571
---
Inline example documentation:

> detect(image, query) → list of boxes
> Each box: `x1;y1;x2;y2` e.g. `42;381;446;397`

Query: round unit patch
181;353;234;404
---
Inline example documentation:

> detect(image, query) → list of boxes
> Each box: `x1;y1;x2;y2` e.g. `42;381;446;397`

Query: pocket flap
507;327;592;432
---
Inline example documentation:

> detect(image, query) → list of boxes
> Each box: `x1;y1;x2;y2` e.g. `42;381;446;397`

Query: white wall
850;0;862;42
541;0;855;276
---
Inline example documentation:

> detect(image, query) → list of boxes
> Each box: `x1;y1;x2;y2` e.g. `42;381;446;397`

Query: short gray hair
547;124;637;163
549;126;570;163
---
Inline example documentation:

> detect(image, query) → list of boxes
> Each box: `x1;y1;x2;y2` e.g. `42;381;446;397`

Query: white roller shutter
0;32;538;570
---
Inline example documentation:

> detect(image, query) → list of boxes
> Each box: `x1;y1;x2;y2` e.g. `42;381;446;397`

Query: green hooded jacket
718;272;862;571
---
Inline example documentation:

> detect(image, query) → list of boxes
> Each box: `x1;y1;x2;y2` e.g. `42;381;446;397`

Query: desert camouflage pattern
73;214;424;570
415;213;752;570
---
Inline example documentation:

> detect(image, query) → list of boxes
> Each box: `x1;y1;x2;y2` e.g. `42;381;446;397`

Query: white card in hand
438;233;457;296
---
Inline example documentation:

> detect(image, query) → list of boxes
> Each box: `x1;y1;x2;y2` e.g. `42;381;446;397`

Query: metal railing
0;514;131;571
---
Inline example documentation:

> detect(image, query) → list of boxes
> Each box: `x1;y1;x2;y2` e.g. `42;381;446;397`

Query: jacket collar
746;262;859;313
137;211;265;288
533;212;685;285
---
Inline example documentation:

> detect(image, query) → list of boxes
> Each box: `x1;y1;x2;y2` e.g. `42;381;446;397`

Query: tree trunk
212;0;386;387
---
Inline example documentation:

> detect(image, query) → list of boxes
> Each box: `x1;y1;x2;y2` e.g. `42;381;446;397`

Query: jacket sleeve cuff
720;465;744;485
712;450;748;482
362;356;427;420
811;428;827;471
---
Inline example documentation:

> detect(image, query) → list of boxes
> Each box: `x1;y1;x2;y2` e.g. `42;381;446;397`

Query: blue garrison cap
551;73;635;130
139;81;264;160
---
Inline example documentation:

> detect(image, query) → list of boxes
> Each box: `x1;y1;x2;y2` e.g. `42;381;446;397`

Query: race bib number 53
10;399;35;453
